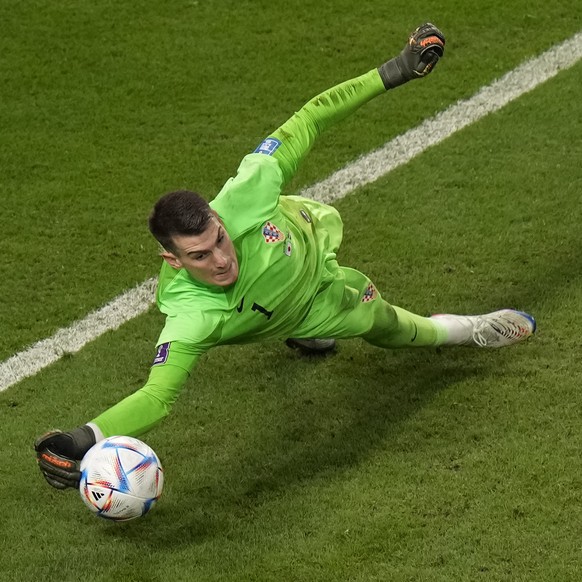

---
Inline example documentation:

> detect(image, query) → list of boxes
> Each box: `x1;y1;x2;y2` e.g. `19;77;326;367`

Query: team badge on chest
361;283;378;302
262;221;285;243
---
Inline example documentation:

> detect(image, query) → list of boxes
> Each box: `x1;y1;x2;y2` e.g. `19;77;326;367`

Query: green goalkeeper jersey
156;159;342;351
92;68;386;437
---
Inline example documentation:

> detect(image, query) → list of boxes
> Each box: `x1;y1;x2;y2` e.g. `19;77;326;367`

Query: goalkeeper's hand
378;23;445;89
34;425;96;490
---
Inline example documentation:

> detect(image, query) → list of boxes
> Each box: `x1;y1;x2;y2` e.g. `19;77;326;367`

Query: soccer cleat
285;338;336;355
431;309;536;348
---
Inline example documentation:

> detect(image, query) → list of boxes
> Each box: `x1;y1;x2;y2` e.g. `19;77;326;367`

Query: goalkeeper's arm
264;22;445;185
88;345;196;438
34;340;200;489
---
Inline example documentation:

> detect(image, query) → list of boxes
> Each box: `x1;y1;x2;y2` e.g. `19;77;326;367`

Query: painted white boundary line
1;31;581;392
303;30;582;204
0;279;157;391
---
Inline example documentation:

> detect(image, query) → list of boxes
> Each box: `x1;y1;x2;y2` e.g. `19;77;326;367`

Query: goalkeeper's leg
362;300;445;348
290;265;445;346
363;304;536;349
290;264;535;348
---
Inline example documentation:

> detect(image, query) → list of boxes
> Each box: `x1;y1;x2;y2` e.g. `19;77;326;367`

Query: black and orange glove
34;426;96;490
378;23;445;89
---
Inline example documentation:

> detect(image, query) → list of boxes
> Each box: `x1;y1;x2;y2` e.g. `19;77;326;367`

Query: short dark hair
148;190;214;254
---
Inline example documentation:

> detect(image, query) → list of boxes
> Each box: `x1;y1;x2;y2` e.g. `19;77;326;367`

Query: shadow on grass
112;345;489;546
107;217;582;545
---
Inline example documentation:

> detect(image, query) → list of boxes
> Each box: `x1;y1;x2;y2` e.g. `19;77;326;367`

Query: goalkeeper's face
161;213;239;287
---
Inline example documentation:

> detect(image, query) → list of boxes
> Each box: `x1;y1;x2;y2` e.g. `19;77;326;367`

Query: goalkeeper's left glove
34;425;96;490
378;22;445;89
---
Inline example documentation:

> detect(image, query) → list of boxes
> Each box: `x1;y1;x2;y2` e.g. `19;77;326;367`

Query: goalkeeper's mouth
213;260;238;286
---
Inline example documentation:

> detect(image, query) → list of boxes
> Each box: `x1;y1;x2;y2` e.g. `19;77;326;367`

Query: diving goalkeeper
35;23;536;489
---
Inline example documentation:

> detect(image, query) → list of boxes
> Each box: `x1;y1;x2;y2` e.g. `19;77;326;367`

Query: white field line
303;30;582;204
0;279;157;391
1;31;581;393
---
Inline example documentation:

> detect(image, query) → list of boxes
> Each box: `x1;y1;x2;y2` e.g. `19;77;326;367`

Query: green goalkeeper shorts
290;257;441;348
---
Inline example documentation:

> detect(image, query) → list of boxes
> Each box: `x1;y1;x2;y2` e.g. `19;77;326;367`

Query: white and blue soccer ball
79;436;164;522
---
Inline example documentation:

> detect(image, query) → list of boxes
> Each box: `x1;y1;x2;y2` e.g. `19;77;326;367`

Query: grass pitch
1;1;582;581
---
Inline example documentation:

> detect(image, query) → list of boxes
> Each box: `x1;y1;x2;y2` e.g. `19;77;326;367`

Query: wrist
68;425;97;459
377;56;408;90
86;422;105;443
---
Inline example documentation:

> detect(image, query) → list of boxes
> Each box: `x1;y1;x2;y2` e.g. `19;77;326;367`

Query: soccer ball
79;436;164;522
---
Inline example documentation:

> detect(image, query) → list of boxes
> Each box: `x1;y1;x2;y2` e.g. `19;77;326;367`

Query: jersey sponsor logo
254;137;282;156
262;221;285;243
361;283;378;303
152;342;170;366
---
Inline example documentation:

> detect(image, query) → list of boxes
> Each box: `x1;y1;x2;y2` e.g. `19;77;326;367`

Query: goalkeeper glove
378;22;445;89
34;425;96;490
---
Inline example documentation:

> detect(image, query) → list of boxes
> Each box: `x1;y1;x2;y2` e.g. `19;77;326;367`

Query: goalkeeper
35;24;536;490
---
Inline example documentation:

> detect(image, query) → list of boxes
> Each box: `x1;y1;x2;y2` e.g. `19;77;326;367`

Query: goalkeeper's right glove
378;22;445;89
34;425;96;490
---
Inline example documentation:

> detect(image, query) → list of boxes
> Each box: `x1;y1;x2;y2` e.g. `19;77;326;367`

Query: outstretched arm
262;23;445;185
267;70;386;185
34;341;200;489
89;346;195;438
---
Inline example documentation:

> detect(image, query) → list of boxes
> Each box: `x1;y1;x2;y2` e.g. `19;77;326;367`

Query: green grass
2;1;582;581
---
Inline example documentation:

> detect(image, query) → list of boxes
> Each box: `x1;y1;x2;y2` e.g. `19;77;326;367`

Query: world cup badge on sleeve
254;137;282;156
152;342;170;366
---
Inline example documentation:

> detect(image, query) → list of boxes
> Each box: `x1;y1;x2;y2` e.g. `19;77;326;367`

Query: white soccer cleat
431;309;536;348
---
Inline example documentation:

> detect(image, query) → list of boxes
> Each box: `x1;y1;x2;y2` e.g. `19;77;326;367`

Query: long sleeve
268;68;386;185
90;341;200;438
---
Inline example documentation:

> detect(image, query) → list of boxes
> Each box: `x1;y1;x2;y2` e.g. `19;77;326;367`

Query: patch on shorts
262;221;285;243
152;342;170;366
300;209;312;223
361;283;378;303
254;137;282;156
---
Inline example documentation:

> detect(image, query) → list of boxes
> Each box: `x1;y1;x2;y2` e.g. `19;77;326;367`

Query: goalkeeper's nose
213;248;229;269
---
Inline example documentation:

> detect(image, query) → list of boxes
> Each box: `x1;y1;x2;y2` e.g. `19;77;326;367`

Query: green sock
364;303;448;349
